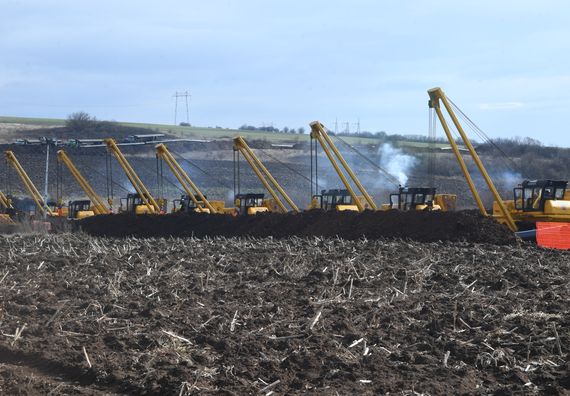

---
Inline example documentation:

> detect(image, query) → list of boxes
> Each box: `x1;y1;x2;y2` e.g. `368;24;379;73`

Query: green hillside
0;115;386;145
0;115;453;148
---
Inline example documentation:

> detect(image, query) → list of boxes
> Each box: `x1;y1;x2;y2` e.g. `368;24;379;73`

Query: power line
329;132;401;187
169;148;234;190
447;97;523;176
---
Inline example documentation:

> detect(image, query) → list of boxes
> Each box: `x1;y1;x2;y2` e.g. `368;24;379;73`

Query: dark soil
0;234;568;394
79;210;517;245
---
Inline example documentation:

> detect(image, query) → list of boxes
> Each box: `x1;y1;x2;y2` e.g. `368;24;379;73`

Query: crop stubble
0;234;568;395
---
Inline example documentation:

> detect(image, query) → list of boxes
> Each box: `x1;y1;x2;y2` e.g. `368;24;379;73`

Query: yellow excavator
308;121;376;212
428;87;570;243
155;143;226;214
105;138;165;215
4;150;58;217
57;149;110;219
233;136;299;215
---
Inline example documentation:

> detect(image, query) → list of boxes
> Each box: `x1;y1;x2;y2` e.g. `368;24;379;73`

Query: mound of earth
79;210;517;245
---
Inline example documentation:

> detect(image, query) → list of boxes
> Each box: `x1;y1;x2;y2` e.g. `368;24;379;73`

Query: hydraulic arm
57;150;110;215
233;136;300;213
427;87;517;232
309;121;377;212
155;143;217;213
104;138;161;214
4;150;54;216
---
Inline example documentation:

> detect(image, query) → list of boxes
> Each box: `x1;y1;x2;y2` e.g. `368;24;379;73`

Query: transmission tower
352;119;361;134
173;91;191;125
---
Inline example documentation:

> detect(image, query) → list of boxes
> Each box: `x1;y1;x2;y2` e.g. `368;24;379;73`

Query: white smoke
226;189;236;205
496;171;522;187
378;143;417;186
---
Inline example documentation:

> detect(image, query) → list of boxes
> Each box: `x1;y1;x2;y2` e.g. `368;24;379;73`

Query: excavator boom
155;143;217;213
233;136;299;213
104;139;161;214
57;150;109;215
4;150;54;216
309;121;376;212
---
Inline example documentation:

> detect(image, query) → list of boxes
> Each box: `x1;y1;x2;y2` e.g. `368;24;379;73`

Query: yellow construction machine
57;149;110;219
493;179;570;224
382;187;457;211
428;87;570;237
0;190;16;224
155;143;226;214
308;121;454;212
308;121;376;212
4;150;58;217
380;187;456;211
233;136;299;215
105;139;165;214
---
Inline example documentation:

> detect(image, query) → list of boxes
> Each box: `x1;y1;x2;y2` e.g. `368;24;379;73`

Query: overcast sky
1;1;570;145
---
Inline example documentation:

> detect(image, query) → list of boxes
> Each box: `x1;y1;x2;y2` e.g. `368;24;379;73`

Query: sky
1;0;570;146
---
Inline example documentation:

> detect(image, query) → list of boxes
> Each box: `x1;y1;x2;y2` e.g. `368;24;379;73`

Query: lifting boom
309;121;376;212
57;150;110;215
0;190;13;210
104;138;161;214
155;143;218;213
4;150;54;216
233;136;300;213
427;87;518;232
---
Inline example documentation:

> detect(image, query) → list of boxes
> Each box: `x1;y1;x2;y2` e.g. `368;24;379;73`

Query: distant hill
0;116;391;146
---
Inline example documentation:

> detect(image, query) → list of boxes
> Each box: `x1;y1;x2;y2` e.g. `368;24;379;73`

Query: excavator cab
121;193;156;215
234;193;269;215
173;194;211;213
388;187;439;211
311;189;359;211
514;180;569;213
67;200;95;219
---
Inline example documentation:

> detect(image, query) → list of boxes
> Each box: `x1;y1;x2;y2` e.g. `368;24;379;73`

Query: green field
0;116;65;126
0;116;384;145
0;116;450;148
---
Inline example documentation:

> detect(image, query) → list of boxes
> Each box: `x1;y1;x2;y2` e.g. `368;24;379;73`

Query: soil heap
79;210;516;245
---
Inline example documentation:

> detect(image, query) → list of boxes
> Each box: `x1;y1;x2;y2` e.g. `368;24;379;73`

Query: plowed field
0;234;568;394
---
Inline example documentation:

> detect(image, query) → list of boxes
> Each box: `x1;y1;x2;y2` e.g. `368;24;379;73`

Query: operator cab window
413;193;425;205
543;187;554;200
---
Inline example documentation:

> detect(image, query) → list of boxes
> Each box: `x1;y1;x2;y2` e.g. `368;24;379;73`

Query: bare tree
66;111;96;131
